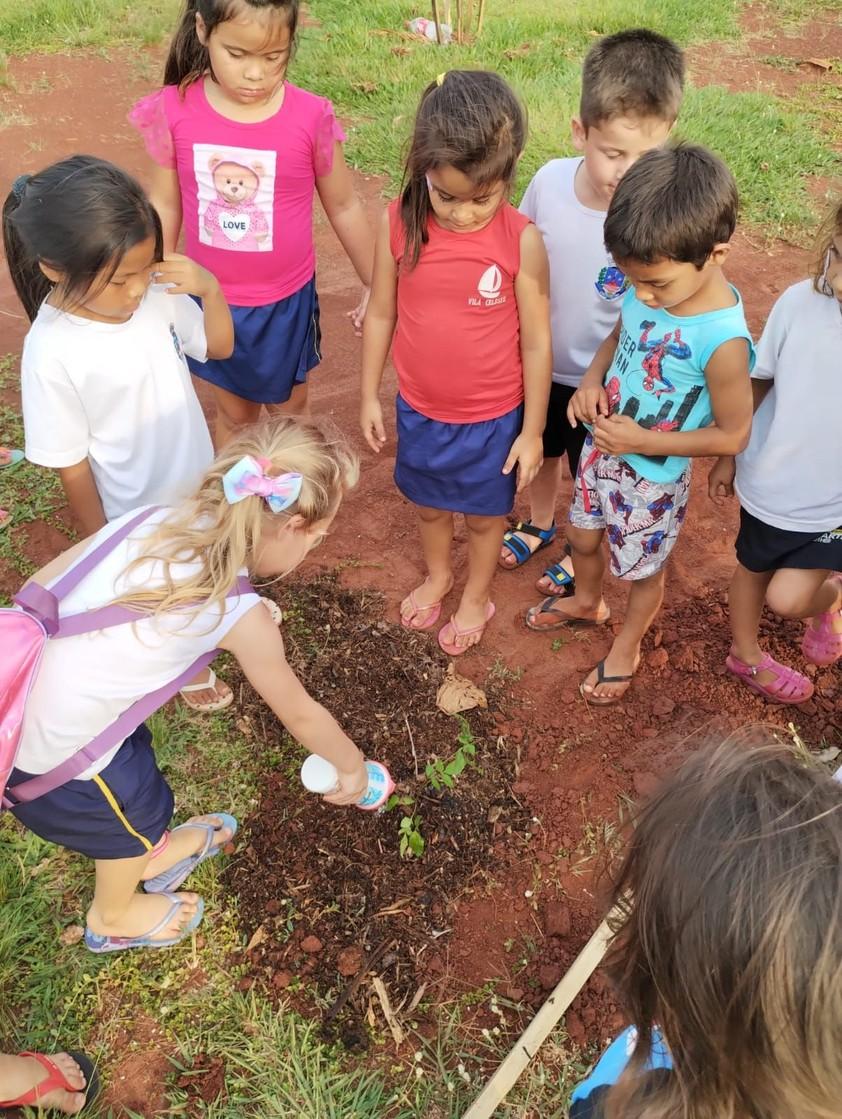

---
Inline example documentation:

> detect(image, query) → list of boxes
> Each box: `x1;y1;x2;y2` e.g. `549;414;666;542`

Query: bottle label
358;761;392;809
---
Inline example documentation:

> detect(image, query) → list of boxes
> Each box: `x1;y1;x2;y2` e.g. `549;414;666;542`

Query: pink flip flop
438;602;496;656
400;589;443;632
801;576;842;667
725;651;814;705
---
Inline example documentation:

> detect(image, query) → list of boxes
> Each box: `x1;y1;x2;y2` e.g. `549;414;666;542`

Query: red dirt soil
0;17;839;1110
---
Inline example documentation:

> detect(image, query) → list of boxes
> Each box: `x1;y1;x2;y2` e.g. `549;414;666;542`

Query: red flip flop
0;1051;100;1111
438;602;495;656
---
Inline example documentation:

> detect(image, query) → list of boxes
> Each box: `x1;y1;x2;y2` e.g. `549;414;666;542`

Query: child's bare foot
141;815;234;881
86;890;201;942
580;648;641;706
400;575;453;630
0;1053;88;1114
525;592;610;631
439;597;495;653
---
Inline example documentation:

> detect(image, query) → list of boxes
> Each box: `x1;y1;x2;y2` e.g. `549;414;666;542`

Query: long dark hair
2;155;163;322
164;0;299;90
604;737;842;1119
399;70;526;269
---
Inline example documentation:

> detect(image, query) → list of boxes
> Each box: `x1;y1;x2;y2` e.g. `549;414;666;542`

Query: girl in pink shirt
361;71;551;655
131;0;374;445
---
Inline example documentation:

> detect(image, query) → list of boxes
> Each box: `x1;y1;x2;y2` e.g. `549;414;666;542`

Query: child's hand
708;456;736;503
347;286;371;337
323;755;369;806
568;383;609;427
360;397;387;453
593;414;649;456
155;254;220;300
503;433;544;491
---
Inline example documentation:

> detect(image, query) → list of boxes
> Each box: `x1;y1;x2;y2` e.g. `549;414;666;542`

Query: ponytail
163;0;301;91
2;176;52;322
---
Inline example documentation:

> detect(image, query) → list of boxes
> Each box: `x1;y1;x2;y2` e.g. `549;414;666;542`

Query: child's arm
360;209;397;453
316;145;375;333
708;376;774;500
154;254;234;359
567;322;621;427
593;337;753;459
505;224;551;489
220;605;369;805
58;460;107;536
148;165;183;254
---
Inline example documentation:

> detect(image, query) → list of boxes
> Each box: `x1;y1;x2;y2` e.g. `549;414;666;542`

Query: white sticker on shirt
468;262;507;307
194;143;275;253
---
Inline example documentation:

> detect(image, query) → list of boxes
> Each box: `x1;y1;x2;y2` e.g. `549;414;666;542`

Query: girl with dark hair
130;0;373;445
361;71;551;655
3;154;237;712
571;738;842;1119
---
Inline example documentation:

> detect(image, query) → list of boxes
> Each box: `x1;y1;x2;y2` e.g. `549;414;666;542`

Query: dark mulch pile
222;575;531;1047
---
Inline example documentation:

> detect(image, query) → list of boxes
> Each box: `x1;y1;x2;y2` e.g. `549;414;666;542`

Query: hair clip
222;455;303;514
11;174;31;201
436;72;446;87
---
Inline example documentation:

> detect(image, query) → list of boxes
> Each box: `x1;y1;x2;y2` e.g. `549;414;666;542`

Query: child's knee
567;524;602;556
765;579;814;620
417;504;451;526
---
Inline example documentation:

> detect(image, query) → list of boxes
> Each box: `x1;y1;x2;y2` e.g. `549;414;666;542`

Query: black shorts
543;382;588;477
736;507;842;574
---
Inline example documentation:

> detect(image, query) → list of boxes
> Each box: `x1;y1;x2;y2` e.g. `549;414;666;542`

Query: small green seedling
399;815;425;859
425;717;477;791
385;793;415;812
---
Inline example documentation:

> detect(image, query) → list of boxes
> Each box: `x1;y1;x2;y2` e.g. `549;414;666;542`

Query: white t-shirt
519;157;627;387
16;507;260;779
22;287;214;521
736;279;842;532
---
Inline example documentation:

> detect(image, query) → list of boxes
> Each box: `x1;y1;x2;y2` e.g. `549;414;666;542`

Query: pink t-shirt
130;81;345;307
389;200;529;423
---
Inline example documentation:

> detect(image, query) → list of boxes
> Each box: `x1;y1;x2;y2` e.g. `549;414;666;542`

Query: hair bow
222;455;303;514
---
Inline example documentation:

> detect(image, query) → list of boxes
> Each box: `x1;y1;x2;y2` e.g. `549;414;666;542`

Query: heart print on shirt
194;143;276;253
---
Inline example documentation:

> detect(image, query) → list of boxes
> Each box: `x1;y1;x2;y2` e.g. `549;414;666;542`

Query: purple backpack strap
13;507;161;635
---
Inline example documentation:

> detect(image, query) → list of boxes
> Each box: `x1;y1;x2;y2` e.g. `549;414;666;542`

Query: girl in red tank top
361;71;551;655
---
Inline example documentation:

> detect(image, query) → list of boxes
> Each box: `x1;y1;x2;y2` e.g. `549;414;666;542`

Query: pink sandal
438;602;495;656
725;651;814;705
400;589;443;631
801;576;842;667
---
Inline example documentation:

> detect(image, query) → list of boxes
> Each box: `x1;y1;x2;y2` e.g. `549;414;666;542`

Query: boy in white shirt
500;29;685;595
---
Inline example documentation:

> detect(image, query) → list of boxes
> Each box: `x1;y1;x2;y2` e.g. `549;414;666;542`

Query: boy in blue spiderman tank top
527;146;755;706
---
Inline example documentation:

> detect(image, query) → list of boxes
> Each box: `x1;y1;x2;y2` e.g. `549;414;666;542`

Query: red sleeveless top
389;200;530;423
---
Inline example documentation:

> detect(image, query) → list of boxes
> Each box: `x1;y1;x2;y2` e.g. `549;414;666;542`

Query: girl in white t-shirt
709;199;842;704
7;418;367;954
3;153;239;713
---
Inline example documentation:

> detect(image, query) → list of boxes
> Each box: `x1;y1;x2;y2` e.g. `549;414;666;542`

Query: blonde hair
812;196;842;295
115;417;358;617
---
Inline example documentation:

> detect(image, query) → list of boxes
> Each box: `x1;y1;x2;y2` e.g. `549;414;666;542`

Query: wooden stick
476;0;487;38
431;0;443;45
462;914;614;1119
372;976;405;1046
455;0;463;44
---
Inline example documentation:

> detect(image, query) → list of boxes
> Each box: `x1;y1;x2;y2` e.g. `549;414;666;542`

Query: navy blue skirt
189;275;321;404
394;394;524;516
8;724;174;860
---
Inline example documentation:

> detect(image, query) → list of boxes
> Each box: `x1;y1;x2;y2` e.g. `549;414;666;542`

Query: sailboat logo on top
468;263;507;307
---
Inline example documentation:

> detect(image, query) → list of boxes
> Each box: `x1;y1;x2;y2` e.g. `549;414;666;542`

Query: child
5;418;369;954
500;30;685;602
3;154;241;715
709;198;842;704
361;70;551;655
569;738;842;1118
131;0;374;445
526;146;755;705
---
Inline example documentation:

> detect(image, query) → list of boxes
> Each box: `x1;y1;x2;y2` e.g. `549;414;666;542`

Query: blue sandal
537;542;576;597
499;521;557;569
84;892;205;954
143;813;238;894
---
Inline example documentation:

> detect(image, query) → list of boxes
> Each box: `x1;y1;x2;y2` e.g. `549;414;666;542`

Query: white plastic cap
300;754;340;795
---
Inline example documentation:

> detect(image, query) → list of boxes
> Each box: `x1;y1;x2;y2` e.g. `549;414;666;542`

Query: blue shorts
394;394;523;516
7;725;174;860
189;275;321;404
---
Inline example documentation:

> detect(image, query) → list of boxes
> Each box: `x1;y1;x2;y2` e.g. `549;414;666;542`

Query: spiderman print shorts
568;434;691;581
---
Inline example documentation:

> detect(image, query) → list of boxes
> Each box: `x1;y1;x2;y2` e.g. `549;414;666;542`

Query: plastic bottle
300;754;395;811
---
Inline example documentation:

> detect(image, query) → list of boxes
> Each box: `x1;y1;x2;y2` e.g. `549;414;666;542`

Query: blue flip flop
84;892;204;954
143;813;238;894
499;521;557;568
0;448;24;469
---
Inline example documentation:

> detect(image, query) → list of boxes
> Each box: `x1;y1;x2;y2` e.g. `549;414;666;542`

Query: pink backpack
1;507;252;811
